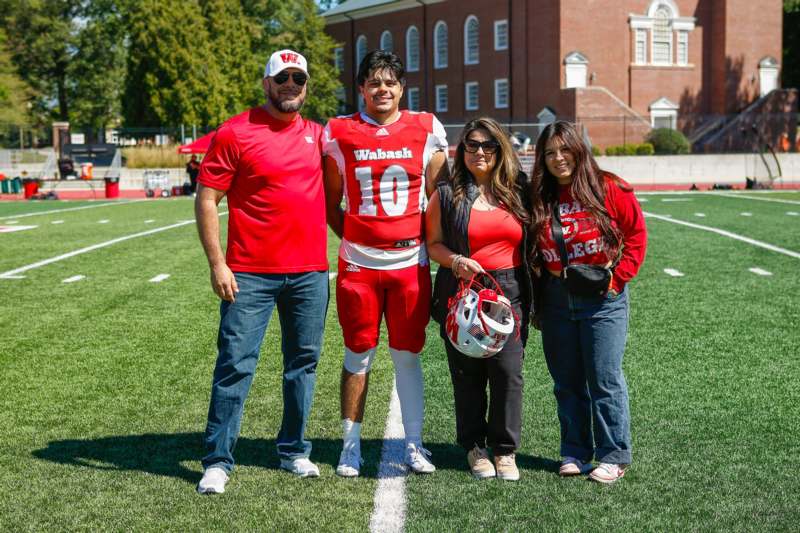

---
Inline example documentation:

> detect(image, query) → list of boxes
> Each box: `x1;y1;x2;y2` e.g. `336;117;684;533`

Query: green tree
123;0;216;127
68;0;127;132
0;27;30;126
2;0;78;122
784;0;800;88
200;0;262;123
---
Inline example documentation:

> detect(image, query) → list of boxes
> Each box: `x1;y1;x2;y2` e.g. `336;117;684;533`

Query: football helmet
445;273;516;358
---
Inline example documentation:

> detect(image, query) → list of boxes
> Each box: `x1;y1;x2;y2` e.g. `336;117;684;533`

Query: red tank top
468;206;523;270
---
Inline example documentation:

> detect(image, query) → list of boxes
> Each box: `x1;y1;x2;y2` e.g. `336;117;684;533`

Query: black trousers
440;267;528;455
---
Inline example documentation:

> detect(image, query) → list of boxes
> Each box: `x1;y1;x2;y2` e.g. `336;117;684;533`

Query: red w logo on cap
281;52;299;64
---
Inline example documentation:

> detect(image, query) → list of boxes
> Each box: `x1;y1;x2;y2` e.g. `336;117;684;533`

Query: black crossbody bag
550;204;612;297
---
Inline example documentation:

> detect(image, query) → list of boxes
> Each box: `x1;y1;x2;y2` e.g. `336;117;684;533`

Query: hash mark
62;275;85;283
663;268;685;277
748;267;772;276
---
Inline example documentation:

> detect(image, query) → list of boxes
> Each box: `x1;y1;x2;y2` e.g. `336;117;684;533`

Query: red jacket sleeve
605;177;647;292
197;123;240;191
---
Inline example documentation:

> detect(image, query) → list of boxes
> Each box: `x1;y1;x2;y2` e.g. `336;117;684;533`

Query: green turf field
1;192;798;531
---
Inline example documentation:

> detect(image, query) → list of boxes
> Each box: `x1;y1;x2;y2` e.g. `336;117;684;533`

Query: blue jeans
202;270;329;473
540;274;632;465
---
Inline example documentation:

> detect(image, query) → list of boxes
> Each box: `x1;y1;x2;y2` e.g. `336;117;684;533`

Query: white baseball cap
264;49;309;78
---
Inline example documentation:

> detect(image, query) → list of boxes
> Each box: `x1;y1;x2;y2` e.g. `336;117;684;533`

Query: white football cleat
280;457;320;478
336;445;363;477
405;442;435;474
197;467;229;494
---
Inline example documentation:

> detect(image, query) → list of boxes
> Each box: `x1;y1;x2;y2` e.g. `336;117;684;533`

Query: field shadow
32;434;558;484
422;441;559;474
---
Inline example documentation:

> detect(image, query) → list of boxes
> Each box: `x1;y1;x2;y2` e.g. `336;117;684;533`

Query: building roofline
323;0;444;25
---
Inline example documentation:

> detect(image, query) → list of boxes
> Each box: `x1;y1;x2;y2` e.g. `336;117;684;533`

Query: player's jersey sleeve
322;120;346;178
423;114;449;177
197;123;240;191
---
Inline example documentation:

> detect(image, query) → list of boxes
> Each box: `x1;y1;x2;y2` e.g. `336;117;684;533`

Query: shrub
121;145;187;168
605;146;621;156
623;144;638;156
591;145;601;156
636;142;655;155
646;128;690;155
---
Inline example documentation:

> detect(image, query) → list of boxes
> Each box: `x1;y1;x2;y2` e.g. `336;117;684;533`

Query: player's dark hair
357;50;406;87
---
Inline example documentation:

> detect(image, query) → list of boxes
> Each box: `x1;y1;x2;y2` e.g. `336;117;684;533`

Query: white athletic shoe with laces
336;444;363;477
559;456;593;477
589;462;626;484
405;442;435;474
197;467;229;494
279;457;320;478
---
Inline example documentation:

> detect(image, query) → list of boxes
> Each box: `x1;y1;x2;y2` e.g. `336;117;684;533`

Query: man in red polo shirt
195;49;328;494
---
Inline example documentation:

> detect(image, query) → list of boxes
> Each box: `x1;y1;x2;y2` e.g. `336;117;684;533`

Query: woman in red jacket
529;121;647;484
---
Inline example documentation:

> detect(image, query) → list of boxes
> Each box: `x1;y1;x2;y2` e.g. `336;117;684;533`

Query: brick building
323;0;784;149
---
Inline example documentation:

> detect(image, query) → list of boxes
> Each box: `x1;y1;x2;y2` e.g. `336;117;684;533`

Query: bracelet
451;254;463;271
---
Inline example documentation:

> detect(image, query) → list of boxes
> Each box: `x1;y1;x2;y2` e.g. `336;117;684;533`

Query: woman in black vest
426;117;532;481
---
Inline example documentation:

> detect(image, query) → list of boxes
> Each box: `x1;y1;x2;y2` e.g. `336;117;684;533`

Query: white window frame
635;29;647;65
677;31;688;65
464;15;479;65
494;20;508;51
759;57;780;97
407;87;420;111
406;26;420;72
650;97;679;129
380;30;393;52
435;84;448;112
651;6;673;65
434;21;448;69
334;47;345;72
355;35;367;68
465;82;479;111
564;52;588;89
494;79;509;109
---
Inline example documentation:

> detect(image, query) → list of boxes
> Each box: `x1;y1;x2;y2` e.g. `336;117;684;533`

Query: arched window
464;16;479;65
652;6;672;64
434;21;448;69
355;35;367;69
380;30;393;52
406;26;420;72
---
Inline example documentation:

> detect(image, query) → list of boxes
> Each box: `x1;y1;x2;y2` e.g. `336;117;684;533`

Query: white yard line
749;267;773;276
149;274;171;283
661;198;692;202
0;199;148;221
51;220;65;224
6;220;19;224
0;225;37;233
713;192;800;205
369;381;407;533
0;215;218;279
663;268;685;277
62;275;85;283
643;212;800;260
787;212;799;216
328;272;338;280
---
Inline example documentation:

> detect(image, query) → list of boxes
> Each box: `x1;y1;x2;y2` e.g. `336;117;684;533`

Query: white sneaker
336;445;362;477
589;462;626;484
559;456;593;477
197;467;229;494
405;442;435;474
279;457;320;478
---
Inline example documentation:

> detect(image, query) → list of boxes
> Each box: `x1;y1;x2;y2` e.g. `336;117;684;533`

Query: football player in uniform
323;50;449;477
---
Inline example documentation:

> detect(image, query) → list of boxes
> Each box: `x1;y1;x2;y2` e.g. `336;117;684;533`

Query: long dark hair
451;117;529;225
529;121;630;264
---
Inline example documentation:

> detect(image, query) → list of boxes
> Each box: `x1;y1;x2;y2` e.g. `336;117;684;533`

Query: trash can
23;178;39;199
10;177;21;194
104;177;120;199
81;162;94;180
0;179;8;194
